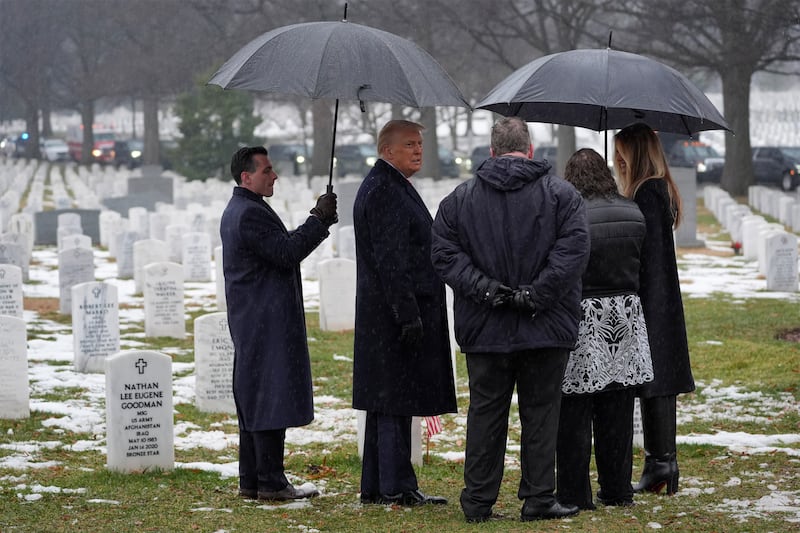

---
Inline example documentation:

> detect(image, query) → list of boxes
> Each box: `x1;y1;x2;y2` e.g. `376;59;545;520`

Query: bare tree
436;0;615;174
0;0;66;159
609;0;800;195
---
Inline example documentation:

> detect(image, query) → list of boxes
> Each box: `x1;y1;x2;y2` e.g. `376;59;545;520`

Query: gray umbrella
477;48;730;137
209;13;469;191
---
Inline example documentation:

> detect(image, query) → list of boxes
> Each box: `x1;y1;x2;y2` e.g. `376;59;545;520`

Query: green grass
3;247;800;531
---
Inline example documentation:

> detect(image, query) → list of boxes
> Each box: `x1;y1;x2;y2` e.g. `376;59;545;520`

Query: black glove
510;288;537;315
490;284;514;308
398;316;424;347
310;193;338;226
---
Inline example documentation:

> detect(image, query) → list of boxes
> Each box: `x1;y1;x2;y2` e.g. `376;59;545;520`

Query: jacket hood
476;156;551;191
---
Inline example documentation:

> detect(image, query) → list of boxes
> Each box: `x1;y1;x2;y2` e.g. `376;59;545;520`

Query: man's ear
527;143;533;159
489;147;495;157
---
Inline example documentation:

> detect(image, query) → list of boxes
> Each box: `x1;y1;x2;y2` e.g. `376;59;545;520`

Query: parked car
437;147;461;178
657;132;724;183
335;143;377;177
113;139;143;169
39;138;70;162
751;146;800;191
268;143;311;177
533;145;557;161
470;145;491;171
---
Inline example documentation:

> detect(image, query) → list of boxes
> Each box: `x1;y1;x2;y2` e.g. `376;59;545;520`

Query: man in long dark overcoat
220;146;337;501
353;120;457;506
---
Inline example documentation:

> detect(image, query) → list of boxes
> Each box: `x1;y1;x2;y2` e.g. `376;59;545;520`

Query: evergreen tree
173;76;262;181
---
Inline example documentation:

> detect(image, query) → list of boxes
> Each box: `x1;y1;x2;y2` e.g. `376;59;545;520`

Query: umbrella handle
326;184;333;194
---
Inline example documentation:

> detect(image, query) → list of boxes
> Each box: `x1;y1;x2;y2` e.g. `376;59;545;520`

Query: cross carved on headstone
135;358;148;375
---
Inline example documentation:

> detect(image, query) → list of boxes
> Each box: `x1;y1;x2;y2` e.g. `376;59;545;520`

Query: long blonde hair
614;123;682;228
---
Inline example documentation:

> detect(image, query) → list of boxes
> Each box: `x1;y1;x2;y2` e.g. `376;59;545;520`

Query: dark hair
491;116;530;155
564;148;619;199
230;146;268;184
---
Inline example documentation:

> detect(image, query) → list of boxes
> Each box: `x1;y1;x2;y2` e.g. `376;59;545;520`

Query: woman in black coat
556;148;654;509
353;120;457;506
614;123;695;495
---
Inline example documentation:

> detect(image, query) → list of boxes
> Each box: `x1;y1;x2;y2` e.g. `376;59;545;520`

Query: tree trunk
80;101;95;165
143;96;160;166
555;126;576;177
420;107;440;179
311;99;333;179
719;69;753;197
25;103;40;160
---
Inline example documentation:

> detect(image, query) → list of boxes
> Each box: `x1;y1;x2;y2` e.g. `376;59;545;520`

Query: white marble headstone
165;224;189;263
115;231;139;279
193;312;236;414
105;350;174;472
99;210;122;249
58;247;95;315
337;225;356;260
143;262;185;339
72;282;120;373
214;245;226;311
133;239;169;294
0;265;24;318
765;232;798;292
0;242;28;282
318;258;356;331
60;233;92;252
0;316;28;419
182;232;212;282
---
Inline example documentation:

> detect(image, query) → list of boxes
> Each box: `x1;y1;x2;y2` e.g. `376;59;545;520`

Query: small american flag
424;416;442;438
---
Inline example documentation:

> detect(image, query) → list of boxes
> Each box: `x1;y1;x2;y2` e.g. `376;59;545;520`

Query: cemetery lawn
2;303;799;533
2;200;799;532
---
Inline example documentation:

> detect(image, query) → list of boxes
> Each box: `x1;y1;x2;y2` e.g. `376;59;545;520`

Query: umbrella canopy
209;19;469;190
476;48;729;136
209;21;469;109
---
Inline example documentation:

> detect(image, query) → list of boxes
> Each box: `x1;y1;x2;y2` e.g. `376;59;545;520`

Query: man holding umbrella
221;146;337;501
431;117;589;522
353;120;457;506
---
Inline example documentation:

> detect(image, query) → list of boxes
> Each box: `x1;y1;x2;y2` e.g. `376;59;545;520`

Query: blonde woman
614;123;695;496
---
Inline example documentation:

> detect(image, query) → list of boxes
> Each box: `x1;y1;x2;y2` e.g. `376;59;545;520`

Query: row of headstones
704;185;799;292
0;311;234;470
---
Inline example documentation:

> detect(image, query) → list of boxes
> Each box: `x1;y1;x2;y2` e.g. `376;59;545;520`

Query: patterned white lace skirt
562;294;654;395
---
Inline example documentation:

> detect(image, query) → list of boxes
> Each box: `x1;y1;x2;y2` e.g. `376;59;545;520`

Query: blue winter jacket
431;156;589;353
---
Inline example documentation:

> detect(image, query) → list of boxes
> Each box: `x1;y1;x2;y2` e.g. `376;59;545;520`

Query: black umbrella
476;47;730;158
209;8;469;192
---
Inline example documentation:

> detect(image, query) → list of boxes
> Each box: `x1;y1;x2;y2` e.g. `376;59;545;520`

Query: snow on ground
1;228;799;523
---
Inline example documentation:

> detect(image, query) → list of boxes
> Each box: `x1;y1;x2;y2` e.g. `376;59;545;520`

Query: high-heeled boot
635;396;679;495
633;452;678;494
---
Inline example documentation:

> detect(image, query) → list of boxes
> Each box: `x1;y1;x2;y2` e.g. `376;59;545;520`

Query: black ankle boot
633;453;678;495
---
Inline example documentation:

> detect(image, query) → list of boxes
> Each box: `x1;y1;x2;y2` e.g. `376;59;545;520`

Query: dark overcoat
430;156;589;353
220;187;329;431
633;178;695;398
352;159;457;416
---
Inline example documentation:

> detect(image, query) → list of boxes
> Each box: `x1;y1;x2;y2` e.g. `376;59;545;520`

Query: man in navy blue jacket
353;120;457;507
431;117;589;522
221;146;336;501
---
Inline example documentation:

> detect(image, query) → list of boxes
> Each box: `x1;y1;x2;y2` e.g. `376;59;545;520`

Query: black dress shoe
379;489;447;506
520;501;579;521
257;484;320;501
465;512;504;523
360;493;379;504
597;489;634;507
239;488;258;499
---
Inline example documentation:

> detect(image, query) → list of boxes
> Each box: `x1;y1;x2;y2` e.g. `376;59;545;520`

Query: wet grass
3;226;799;530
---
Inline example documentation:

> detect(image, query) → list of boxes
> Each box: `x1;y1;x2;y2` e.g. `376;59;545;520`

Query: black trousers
460;348;569;517
360;412;418;497
239;428;289;492
556;388;635;508
640;394;677;456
